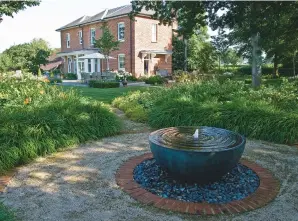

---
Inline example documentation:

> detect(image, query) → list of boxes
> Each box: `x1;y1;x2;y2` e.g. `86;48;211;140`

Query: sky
0;0;131;52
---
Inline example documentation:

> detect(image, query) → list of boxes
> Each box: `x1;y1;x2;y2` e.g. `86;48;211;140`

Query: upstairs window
118;22;125;41
152;24;157;42
78;31;82;44
66;33;70;48
90;28;96;45
118;54;125;70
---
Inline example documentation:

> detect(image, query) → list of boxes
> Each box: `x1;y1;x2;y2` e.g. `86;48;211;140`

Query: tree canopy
0;38;51;74
0;1;40;22
94;22;120;70
131;0;206;38
131;1;298;86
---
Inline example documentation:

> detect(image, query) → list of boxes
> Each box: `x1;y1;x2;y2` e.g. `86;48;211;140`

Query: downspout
80;25;84;50
130;18;133;74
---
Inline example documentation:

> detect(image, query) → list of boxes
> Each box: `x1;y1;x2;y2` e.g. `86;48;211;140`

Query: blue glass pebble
133;159;260;204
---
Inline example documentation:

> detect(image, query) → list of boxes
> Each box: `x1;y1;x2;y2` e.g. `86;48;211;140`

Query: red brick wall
133;16;173;77
61;28;84;52
101;16;133;73
60;15;173;77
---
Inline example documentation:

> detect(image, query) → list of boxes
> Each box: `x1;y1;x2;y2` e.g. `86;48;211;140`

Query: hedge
89;80;120;88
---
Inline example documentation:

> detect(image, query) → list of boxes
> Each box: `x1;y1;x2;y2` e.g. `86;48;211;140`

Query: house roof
56;5;155;31
140;50;173;55
40;52;64;71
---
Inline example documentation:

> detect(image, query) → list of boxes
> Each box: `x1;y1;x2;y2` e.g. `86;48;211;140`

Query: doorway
144;54;150;76
78;60;84;73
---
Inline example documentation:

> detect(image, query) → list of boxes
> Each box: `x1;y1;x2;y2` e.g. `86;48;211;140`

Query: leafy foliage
172;36;185;71
62;73;77;80
0;38;51;74
144;75;165;85
0;1;39;21
222;49;242;68
94;22;120;70
88;80;120;88
187;34;217;73
0;75;121;172
131;1;206;38
113;80;298;144
211;28;229;70
173;28;217;73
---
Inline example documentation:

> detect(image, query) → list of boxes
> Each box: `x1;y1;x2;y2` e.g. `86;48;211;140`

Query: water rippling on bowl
149;126;243;151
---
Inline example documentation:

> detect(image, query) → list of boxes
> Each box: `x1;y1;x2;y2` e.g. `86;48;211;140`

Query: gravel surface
1;112;298;221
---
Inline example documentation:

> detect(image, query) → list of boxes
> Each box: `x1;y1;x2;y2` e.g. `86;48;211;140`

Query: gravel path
1;111;298;221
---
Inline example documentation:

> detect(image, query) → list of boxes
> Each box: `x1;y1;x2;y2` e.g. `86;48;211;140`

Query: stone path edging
116;153;280;215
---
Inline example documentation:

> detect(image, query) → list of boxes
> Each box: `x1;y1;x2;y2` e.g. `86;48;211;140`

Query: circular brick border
116;153;280;215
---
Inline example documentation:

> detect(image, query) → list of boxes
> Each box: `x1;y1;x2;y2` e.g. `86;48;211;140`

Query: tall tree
26;38;51;74
211;28;229;71
94;22;120;70
130;0;206;38
208;1;298;80
0;1;40;22
259;2;298;77
187;28;217;73
0;38;51;74
206;1;267;87
132;1;298;86
172;36;184;71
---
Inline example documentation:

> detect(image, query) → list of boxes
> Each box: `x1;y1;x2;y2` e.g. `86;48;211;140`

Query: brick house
56;4;175;79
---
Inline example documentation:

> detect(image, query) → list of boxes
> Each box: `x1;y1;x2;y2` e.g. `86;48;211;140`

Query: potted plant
122;75;128;87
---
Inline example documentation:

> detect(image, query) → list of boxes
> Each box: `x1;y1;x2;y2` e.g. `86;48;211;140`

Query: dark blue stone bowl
149;126;246;183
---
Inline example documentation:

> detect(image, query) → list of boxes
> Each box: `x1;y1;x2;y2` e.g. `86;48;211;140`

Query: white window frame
67;57;72;73
90;28;96;45
88;59;92;73
152;24;157;42
66;33;70;48
118;22;125;41
78;31;82;45
118;54;125;71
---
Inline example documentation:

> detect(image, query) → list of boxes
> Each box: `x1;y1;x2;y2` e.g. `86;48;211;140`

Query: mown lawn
61;86;149;103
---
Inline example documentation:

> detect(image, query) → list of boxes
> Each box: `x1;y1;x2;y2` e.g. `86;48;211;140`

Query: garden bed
0;76;121;173
113;80;298;144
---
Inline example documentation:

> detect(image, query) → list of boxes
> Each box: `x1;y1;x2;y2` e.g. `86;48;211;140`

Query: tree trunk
106;57;110;71
218;56;221;71
251;33;262;87
184;38;188;71
293;51;296;77
273;53;279;78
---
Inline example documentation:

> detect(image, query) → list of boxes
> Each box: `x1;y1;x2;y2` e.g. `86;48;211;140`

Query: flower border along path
116;153;280;215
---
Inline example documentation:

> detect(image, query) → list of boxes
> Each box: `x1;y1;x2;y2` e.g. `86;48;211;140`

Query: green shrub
50;71;55;78
0;76;121;173
137;76;148;82
113;91;148;122
49;78;62;84
126;75;138;81
113;80;298;144
244;79;252;84
89;80;120;88
144;75;165;85
63;73;77;80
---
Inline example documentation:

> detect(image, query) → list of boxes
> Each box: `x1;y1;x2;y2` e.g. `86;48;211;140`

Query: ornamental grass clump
113;79;298;144
0;76;121;173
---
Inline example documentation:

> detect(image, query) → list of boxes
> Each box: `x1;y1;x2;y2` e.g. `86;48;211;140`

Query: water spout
193;129;199;140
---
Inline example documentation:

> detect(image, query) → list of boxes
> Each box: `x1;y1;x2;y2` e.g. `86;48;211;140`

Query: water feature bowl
149;126;246;183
